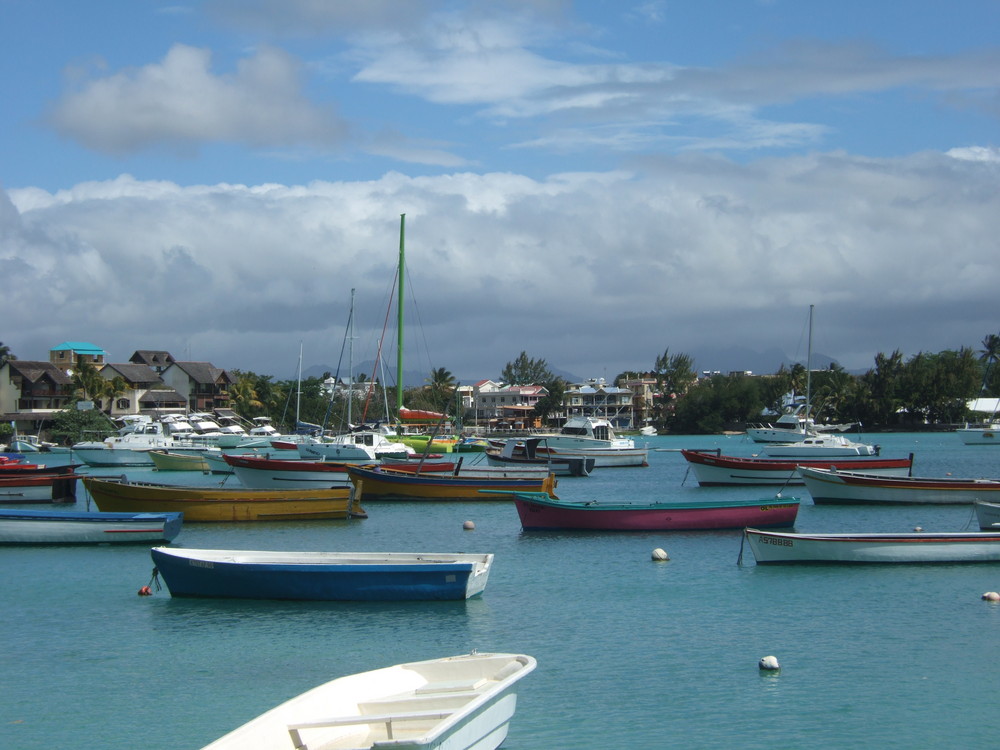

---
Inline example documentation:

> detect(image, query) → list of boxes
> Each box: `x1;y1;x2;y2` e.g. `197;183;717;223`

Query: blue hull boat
150;547;493;601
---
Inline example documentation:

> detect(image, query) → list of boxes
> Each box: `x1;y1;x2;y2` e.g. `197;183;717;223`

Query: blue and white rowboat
150;547;493;601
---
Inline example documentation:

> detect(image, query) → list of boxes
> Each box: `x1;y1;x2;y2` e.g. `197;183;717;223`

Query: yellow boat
81;477;366;522
346;465;558;501
149;449;211;472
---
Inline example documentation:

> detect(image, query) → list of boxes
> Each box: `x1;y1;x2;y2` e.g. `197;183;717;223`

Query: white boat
744;528;1000;564
533;416;648;468
746;404;858;444
975;501;1000;529
759;433;878;458
956;422;1000;445
679;449;914;486
753;305;876;457
0;509;182;545
198;652;535;750
71;421;176;466
297;430;414;462
798;466;1000;504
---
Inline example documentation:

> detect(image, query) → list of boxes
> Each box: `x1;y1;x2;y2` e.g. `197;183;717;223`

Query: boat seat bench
415;677;487;693
287;709;454;748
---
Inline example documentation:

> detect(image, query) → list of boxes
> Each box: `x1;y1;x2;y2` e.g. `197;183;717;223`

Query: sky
2;0;999;385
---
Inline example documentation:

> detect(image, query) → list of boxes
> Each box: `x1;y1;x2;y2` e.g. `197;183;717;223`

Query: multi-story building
160;361;235;412
470;380;548;430
0;360;74;428
563;378;634;429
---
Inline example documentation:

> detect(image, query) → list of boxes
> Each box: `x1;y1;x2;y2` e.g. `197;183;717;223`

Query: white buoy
913;526;923;533
982;591;1000;602
758;655;780;671
651;548;669;561
462;520;475;530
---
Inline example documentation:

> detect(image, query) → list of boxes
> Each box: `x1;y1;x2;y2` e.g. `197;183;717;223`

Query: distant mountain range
298;347;856;387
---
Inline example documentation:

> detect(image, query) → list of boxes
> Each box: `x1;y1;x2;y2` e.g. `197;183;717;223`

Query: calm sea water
3;432;1000;749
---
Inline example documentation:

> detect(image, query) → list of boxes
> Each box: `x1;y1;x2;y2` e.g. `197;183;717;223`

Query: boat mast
348;288;355;429
806;304;813;421
396;213;405;417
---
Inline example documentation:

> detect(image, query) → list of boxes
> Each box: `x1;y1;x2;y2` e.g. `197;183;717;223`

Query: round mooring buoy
758;655;780;671
982;591;1000;602
913;526;923;533
651;548;669;561
463;520;475;531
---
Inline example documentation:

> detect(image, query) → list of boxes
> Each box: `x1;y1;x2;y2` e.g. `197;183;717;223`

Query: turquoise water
3;433;1000;749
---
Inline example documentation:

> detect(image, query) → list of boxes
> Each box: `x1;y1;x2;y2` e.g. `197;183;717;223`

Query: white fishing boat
956;422;1000;445
975;501;1000;529
744;528;1000;564
680;449;914;486
753;305;877;458
798;466;1000;504
533;416;648;468
759;433;879;458
0;509;182;545
198;652;535;750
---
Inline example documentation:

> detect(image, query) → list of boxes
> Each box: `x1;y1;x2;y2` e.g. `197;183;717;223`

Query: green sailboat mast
396;213;405;417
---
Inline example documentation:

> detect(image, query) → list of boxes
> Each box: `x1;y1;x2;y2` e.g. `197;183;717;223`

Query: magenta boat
509;491;800;531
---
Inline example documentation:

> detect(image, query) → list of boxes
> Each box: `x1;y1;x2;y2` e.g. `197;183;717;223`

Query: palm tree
0;342;14;367
425;367;456;412
979;333;1000;396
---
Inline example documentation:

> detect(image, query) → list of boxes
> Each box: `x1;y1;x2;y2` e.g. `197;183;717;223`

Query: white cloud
47;44;349;154
4;150;998;379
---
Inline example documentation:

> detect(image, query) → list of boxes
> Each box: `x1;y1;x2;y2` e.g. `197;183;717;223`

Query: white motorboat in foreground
199;652;536;750
744;528;1000;564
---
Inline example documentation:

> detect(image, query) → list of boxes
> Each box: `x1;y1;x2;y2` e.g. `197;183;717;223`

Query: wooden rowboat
149;449;211;472
346;465;557;501
82;476;366;522
797;466;1000;504
151;547;493;601
0;471;80;504
0;509;182;545
744;528;1000;564
224;454;457;490
508;491;799;531
197;652;535;750
680;449;913;486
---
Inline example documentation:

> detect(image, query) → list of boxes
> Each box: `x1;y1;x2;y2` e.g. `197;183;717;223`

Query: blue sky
2;0;999;383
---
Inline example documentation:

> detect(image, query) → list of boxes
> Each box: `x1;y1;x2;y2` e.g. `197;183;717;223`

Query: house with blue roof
48;341;107;371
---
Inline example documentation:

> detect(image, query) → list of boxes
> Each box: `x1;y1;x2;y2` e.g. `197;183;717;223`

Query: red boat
398;407;447;422
680;449;914;486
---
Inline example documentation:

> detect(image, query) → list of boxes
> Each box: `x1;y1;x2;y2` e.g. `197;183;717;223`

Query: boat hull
975;501;1000;529
0;509;182;545
225;454;457;489
72;447;155;467
536;445;648;468
513;492;799;530
198;652;535;750
82;477;365;521
798;467;1000;504
347;465;558;501
151;548;492;601
680;449;914;486
957;425;1000;445
745;528;1000;563
149;450;211;472
0;474;79;504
